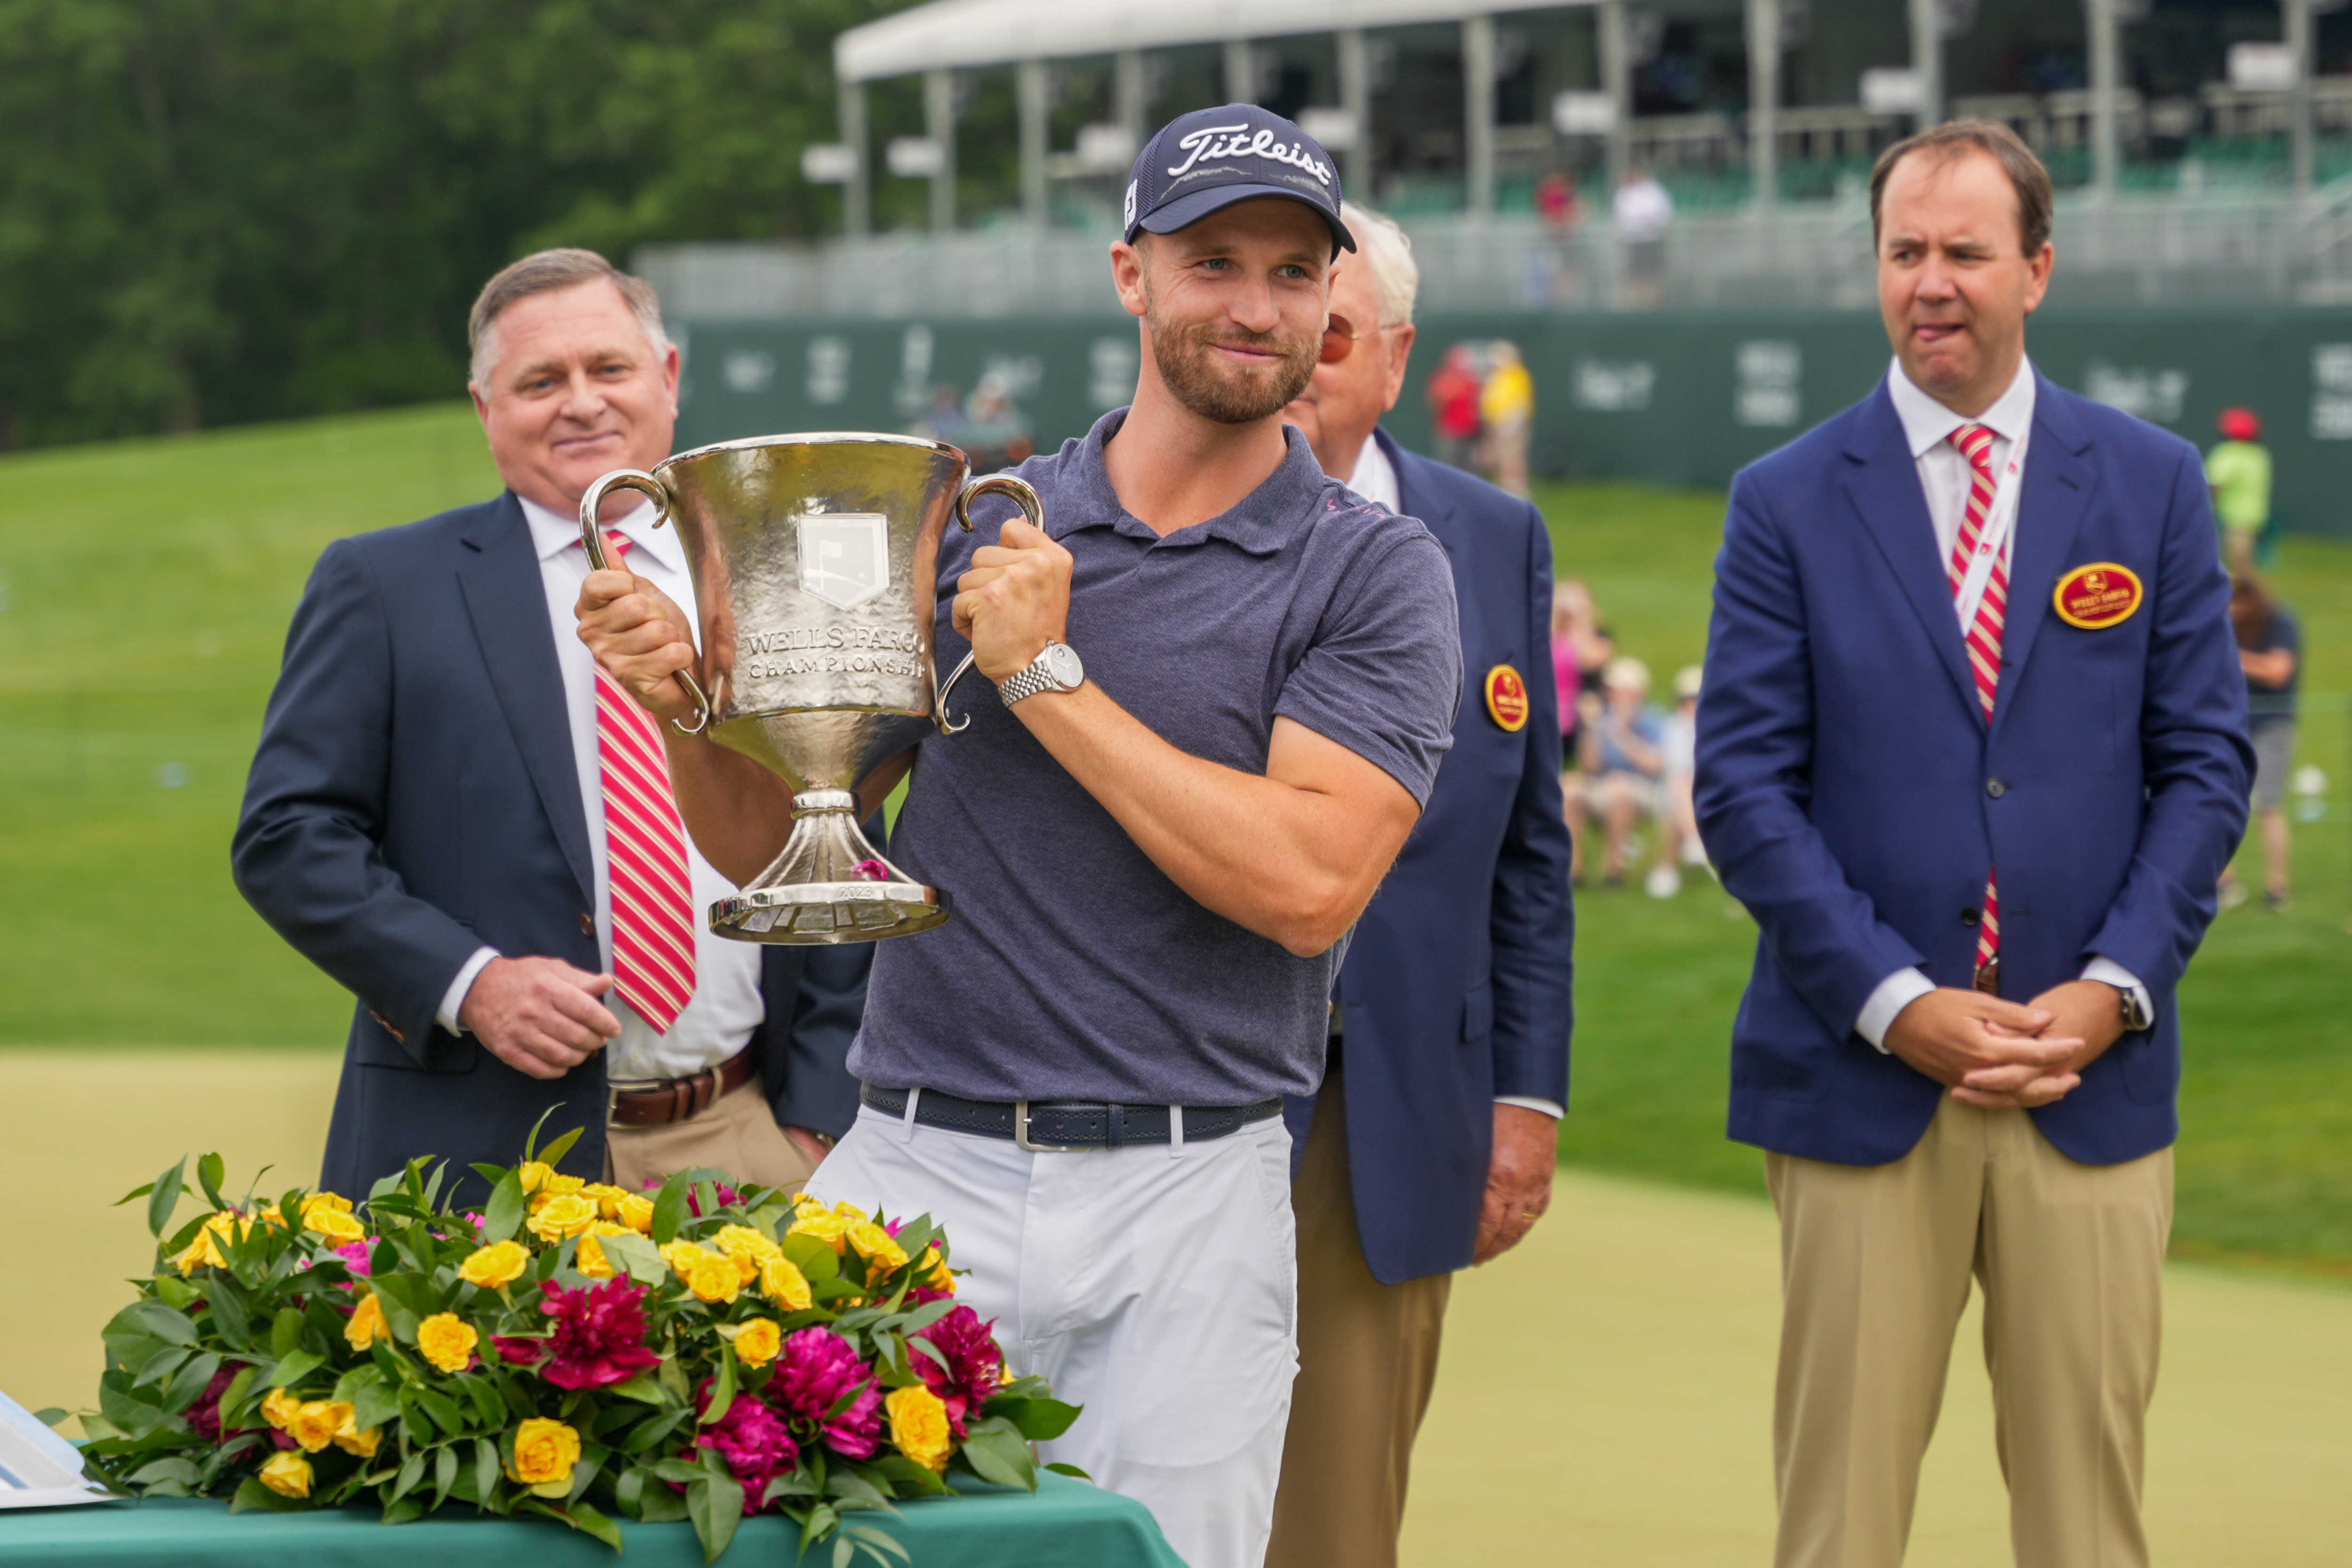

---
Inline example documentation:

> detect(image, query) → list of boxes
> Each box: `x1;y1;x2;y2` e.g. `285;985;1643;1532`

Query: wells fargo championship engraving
2052;562;2144;630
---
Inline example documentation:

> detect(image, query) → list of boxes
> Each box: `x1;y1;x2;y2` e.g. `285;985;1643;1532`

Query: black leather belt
860;1086;1283;1152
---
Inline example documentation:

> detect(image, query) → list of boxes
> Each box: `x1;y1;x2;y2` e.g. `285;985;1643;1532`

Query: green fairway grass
0;407;2346;1274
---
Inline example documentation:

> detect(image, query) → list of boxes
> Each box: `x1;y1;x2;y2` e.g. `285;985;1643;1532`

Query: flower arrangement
76;1125;1080;1565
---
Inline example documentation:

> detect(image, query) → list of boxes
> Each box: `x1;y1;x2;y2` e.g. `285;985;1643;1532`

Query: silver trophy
579;434;1042;945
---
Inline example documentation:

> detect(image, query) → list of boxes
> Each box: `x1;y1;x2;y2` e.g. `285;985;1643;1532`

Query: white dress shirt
1338;430;1563;1121
434;495;766;1083
1854;360;2151;1049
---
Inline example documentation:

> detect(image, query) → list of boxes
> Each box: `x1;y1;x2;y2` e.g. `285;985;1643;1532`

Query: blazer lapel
1383;429;1467;568
457;494;595;905
1840;390;1980;721
1989;376;2096;740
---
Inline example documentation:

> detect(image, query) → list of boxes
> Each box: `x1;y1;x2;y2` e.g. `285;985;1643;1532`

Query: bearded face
1136;231;1326;425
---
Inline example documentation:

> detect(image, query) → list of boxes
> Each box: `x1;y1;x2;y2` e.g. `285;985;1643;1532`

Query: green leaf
204;1275;255;1352
701;1344;736;1427
475;1437;501;1508
382;1495;426;1527
688;1473;746;1564
269;1307;306;1358
146;1158;188;1239
825;1468;892;1509
521;1104;562;1163
271;1348;326;1390
603;1373;666;1405
621;1409;690;1456
1041;1462;1092;1480
130;1346;192;1392
196;1153;229;1211
390;1449;427;1503
957;1427;1036;1491
480;1169;527;1246
524;1498;625;1552
230;1475;301;1514
413;1385;468;1438
598;1233;668;1287
651;1172;691;1246
117;1300;199;1348
126;1456;202;1489
988;1396;1082;1442
537;1125;586;1171
216;1366;259;1429
31;1408;67;1428
159;1352;222;1415
649;1457;710;1485
637;1477;691;1524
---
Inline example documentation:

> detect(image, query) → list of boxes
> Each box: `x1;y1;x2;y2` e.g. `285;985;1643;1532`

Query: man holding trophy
578;107;1462;1568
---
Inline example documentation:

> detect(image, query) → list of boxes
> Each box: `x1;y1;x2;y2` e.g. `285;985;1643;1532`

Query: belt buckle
1013;1101;1077;1154
606;1081;626;1130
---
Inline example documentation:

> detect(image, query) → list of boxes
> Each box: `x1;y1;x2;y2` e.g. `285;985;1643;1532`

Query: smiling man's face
1122;198;1333;426
470;280;679;516
1876;147;2052;416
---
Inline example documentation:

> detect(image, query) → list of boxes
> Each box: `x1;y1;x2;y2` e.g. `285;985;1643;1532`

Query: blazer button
1985;778;2008;798
579;912;595;936
1961;907;1981;927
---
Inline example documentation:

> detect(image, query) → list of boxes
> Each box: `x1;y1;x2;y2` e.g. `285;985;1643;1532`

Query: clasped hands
1883;979;2127;1109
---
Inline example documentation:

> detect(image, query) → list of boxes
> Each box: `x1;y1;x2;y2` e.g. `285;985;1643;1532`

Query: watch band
1000;644;1080;707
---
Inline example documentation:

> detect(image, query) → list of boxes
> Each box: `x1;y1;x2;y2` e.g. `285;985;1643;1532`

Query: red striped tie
588;532;696;1034
1948;426;2007;978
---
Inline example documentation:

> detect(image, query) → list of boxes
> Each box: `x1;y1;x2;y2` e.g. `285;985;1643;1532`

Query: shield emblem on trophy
798;511;888;609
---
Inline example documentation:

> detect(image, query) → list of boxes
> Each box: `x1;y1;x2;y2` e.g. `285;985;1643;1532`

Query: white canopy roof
836;0;1602;82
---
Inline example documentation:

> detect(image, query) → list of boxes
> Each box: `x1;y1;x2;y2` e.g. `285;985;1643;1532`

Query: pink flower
690;1380;800;1512
764;1328;882;1458
533;1279;661;1390
910;1306;1005;1436
650;1179;744;1215
183;1364;240;1443
490;1336;547;1368
852;859;888;882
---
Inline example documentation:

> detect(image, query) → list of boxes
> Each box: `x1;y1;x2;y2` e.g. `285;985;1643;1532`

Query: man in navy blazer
1266;204;1575;1568
233;250;868;1206
1697;126;2248;1568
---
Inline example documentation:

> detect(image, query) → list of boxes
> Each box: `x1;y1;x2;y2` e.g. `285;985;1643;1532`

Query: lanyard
1950;421;2029;633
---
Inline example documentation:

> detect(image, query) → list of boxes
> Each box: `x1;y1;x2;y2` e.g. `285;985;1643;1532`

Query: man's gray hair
1339;202;1419;328
467;248;672;388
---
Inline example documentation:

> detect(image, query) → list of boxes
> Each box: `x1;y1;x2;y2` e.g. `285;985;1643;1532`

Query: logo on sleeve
2052;562;2143;629
1484;665;1531;732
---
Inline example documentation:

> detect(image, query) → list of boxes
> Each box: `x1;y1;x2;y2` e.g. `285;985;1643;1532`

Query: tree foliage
0;0;894;447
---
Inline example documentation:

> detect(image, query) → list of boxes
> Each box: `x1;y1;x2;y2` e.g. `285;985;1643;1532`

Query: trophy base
709;788;952;945
710;882;952;944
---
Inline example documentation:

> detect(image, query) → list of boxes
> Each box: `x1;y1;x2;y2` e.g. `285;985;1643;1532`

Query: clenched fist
953;518;1073;682
576;568;700;724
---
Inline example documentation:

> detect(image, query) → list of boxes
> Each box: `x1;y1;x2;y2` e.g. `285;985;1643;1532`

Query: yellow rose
687;1252;742;1305
731;1318;782;1367
885;1385;953;1473
258;1450;313;1499
254;1204;287;1229
333;1409;381;1458
615;1193;656;1235
260;1387;304;1432
787;1208;852;1254
417;1313;479;1374
660;1240;708;1278
303;1205;366;1245
917;1247;955;1295
289;1399;352;1454
527;1173;587;1212
459;1239;530;1289
760;1256;812;1312
526;1192;599;1243
173;1210;251;1274
575;1222;632;1280
505;1417;582;1486
517;1161;552;1194
847;1221;909;1274
582;1183;631;1221
303;1191;354;1218
345;1292;389;1351
714;1224;781;1283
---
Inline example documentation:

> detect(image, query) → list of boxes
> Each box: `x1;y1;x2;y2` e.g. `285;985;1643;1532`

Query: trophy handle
580;468;714;737
933;474;1048;736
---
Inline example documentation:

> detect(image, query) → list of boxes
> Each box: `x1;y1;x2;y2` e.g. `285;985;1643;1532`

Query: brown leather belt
608;1045;756;1129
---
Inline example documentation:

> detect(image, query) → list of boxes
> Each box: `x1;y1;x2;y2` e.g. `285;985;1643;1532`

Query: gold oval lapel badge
2052;562;2144;630
1485;664;1531;732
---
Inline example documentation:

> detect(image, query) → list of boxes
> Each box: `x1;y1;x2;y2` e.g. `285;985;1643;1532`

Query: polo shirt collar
518;491;675;572
1068;409;1324;556
1886;353;2037;460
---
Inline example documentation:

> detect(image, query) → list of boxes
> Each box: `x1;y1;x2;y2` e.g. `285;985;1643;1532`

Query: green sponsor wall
675;308;2352;538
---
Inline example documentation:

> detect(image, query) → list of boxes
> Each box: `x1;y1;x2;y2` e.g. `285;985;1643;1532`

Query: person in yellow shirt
1478;341;1534;497
2206;406;2272;574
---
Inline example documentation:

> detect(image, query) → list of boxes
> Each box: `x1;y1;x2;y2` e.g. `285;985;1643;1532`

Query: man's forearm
1012;685;1414;956
662;730;802;887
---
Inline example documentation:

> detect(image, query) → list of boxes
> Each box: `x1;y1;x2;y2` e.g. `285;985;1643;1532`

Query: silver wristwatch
1000;641;1086;707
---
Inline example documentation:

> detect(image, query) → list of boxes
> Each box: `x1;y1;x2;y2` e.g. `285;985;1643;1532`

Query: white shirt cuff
2082;956;2153;1029
1856;968;1937;1052
1494;1096;1565;1120
436;947;501;1036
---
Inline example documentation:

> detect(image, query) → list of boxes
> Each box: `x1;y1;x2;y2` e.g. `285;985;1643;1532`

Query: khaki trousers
1265;1075;1453;1568
1768;1094;2173;1568
604;1078;819;1196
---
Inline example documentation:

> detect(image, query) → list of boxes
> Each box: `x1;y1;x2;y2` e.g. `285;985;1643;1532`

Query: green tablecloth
0;1475;1186;1568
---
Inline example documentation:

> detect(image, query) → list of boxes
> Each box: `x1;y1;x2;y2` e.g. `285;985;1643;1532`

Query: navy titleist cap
1124;104;1355;256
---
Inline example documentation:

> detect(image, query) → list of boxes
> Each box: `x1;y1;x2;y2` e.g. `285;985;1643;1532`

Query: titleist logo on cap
1166;124;1333;187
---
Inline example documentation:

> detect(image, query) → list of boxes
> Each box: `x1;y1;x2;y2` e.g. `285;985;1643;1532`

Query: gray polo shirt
849;411;1462;1106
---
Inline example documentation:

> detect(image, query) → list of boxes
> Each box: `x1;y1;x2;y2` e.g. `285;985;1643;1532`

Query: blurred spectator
914;383;966;446
1427;345;1483;471
2222;573;2301;911
1535;171;1584;308
1612;166;1674;308
959;372;1034;471
1478;342;1534;498
1549;581;1609;771
2206;408;2272;575
1562;655;1664;889
1537;170;1582;233
1649;664;1706;899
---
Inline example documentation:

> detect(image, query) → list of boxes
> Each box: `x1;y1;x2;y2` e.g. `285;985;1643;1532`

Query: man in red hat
2207;407;2271;573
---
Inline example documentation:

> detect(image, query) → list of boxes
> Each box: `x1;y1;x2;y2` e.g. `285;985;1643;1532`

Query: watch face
1045;643;1085;688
